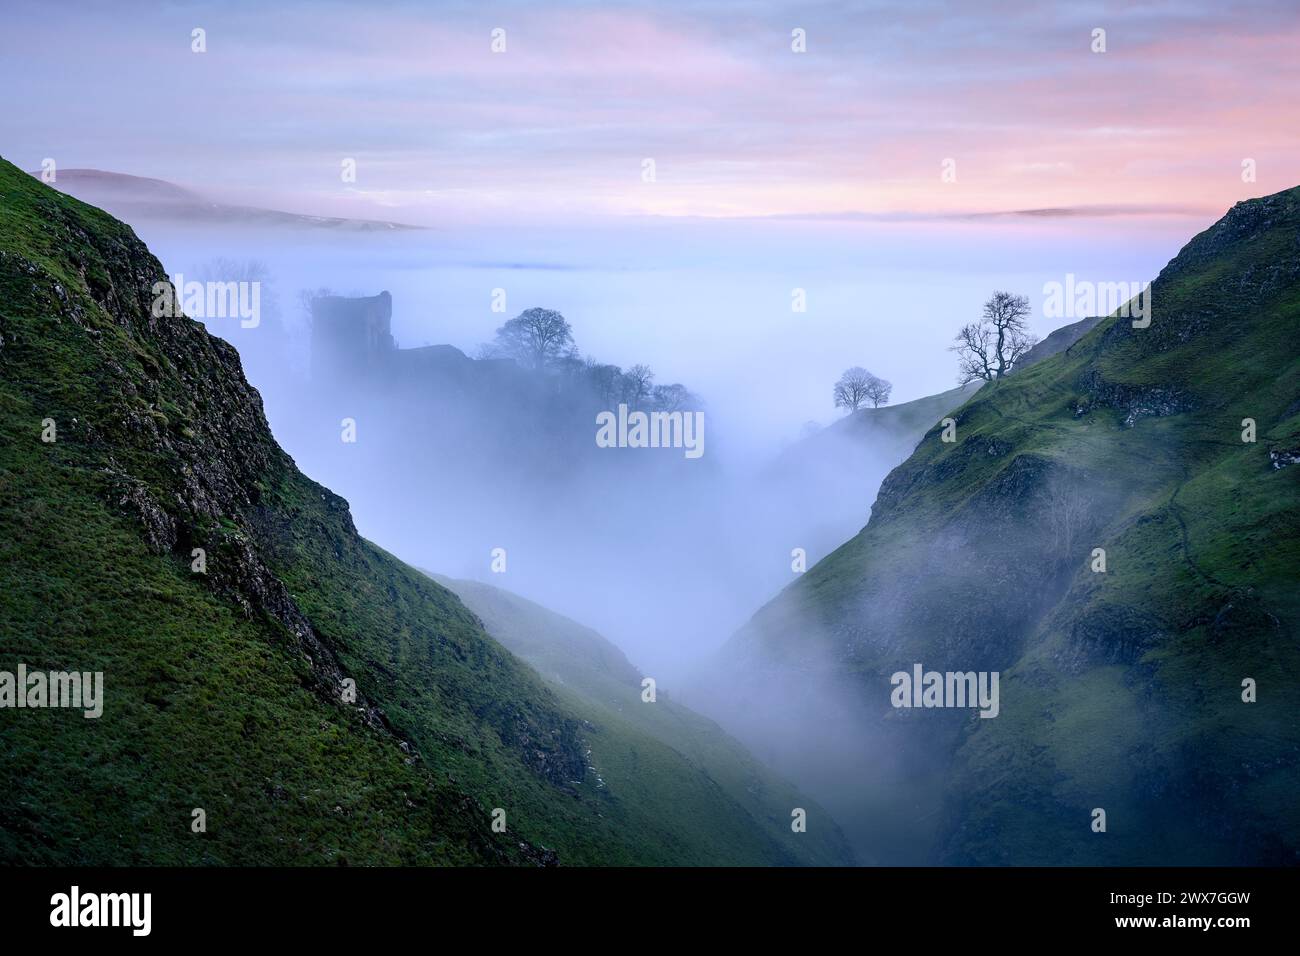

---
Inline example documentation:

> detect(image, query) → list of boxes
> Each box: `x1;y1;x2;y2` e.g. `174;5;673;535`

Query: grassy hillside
706;186;1300;865
0;155;835;866
433;575;854;865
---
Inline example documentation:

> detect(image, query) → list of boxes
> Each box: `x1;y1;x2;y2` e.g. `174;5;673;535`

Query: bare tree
620;363;655;407
584;359;624;407
864;375;893;408
484;307;574;370
951;291;1038;384
833;366;882;412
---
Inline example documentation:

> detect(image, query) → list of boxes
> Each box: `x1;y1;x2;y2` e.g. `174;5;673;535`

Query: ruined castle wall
309;291;395;382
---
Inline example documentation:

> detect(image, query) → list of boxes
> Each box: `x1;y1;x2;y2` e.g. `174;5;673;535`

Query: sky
3;0;1295;440
2;0;1298;225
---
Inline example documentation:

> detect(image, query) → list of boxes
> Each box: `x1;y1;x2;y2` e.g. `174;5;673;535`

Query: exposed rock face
1270;447;1300;469
1162;189;1300;290
23;192;417;744
1075;369;1196;427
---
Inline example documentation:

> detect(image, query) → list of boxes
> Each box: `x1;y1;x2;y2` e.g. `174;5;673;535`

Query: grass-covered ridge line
0;155;839;865
711;185;1300;865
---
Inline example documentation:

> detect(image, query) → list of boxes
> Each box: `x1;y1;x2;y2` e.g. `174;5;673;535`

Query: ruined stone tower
309;291;395;382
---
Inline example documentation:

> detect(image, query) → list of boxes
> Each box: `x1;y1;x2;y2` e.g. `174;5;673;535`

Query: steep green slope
0;155;821;866
433;575;854;865
707;187;1300;865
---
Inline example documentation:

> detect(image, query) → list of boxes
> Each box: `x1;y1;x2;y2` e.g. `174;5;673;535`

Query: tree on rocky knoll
951;291;1037;384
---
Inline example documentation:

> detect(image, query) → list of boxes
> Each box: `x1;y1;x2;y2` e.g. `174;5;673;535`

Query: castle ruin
308;291;517;390
309;291;395;382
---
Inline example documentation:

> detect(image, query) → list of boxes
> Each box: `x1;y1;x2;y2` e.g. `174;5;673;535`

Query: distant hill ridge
29;167;424;231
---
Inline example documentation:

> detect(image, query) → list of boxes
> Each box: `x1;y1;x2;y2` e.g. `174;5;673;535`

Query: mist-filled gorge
74;195;1281;872
3;4;1298;937
128;214;1180;685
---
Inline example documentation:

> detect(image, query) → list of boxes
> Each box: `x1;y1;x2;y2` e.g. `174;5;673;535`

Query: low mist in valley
133;212;1181;691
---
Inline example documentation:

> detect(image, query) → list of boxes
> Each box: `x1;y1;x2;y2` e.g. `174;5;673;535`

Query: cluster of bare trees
829;289;1040;413
578;359;695;411
833;367;892;412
